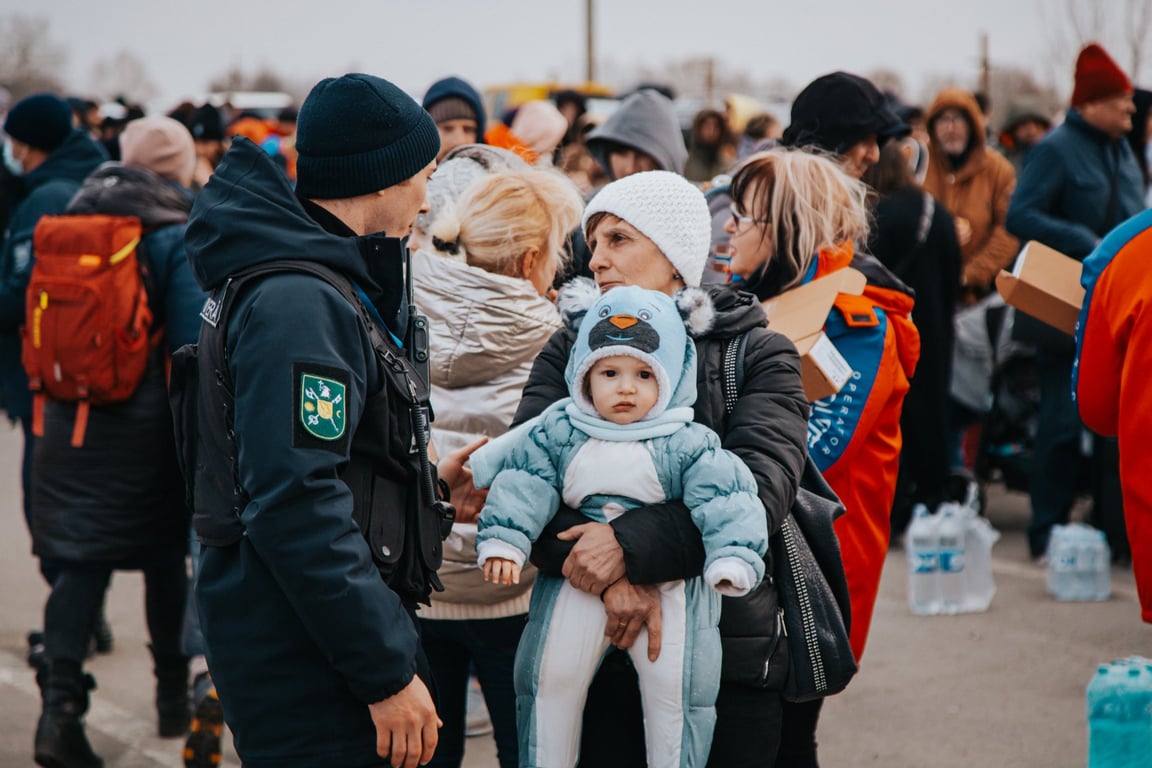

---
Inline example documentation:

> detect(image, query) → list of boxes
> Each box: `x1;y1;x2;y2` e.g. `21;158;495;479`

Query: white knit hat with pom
582;170;711;287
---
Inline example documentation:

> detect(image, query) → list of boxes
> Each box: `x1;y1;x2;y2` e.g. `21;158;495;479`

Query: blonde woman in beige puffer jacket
411;159;583;768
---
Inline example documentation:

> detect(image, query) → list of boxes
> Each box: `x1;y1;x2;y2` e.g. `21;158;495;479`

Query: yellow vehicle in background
483;81;616;120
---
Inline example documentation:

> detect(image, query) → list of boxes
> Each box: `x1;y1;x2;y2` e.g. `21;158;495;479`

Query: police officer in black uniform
178;73;465;768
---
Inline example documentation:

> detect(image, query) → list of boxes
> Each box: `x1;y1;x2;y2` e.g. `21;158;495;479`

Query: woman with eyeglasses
725;147;920;767
514;169;810;767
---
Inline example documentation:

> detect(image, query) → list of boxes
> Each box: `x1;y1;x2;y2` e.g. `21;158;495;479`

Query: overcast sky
16;0;1144;107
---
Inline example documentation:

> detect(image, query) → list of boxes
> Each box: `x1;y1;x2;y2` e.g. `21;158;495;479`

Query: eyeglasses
729;203;769;230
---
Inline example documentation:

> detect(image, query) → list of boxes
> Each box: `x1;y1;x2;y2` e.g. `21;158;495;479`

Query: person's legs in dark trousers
1028;352;1083;558
421;619;471;768
1090;435;1128;563
577;649;647;768
467;616;525;768
36;563;113;767
422;615;524;768
43;564;113;668
708;682;784;768
775;698;823;768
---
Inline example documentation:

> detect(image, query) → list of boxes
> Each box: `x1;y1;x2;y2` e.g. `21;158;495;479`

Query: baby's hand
483;558;521;586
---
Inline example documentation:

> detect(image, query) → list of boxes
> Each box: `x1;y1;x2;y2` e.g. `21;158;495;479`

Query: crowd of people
1;38;1150;768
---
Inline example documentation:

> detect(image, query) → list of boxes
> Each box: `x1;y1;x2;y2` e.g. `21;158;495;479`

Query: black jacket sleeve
511;326;574;427
611;328;809;583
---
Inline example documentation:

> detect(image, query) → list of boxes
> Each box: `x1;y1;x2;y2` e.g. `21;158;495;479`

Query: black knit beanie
782;72;908;156
4;93;73;152
295;73;441;199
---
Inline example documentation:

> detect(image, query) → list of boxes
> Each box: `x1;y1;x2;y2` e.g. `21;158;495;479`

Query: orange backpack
22;214;160;447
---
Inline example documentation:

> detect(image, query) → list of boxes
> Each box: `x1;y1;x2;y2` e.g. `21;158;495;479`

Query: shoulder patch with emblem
293;363;351;453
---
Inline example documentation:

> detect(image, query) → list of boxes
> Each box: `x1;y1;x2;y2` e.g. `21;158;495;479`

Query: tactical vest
170;260;453;605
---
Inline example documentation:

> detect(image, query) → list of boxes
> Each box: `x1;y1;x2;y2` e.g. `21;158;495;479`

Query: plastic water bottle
1049;524;1111;601
905;505;939;615
1087;658;1152;767
1088;528;1112;601
961;516;1000;613
1047;525;1079;600
936;506;966;614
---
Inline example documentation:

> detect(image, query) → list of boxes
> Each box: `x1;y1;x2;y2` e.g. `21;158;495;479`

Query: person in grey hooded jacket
585;89;688;182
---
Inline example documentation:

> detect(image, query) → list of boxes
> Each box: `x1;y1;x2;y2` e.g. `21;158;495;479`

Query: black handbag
722;332;857;702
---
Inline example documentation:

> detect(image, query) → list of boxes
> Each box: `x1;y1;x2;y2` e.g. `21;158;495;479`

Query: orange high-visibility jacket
807;243;920;661
1075;209;1152;624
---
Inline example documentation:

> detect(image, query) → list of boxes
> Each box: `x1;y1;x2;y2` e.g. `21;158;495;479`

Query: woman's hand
557;522;627;594
436;437;489;524
602;578;662;661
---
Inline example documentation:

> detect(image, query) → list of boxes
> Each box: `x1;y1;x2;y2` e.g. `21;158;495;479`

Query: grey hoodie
586;90;688;178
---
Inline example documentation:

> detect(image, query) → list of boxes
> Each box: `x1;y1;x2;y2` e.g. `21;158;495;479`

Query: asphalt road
0;420;1147;767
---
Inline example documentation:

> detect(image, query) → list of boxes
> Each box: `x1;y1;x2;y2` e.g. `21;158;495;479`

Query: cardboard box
995;241;1085;335
760;268;866;401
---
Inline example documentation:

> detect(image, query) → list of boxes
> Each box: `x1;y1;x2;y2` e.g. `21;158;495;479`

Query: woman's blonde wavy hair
728;147;870;294
428;168;584;279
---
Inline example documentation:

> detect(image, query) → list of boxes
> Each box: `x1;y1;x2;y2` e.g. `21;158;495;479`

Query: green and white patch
299;373;346;440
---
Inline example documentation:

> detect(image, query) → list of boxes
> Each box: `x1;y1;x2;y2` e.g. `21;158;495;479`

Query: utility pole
980;31;990;97
585;0;596;83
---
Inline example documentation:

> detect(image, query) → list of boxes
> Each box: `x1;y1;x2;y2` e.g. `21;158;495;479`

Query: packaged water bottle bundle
1086;657;1152;768
904;485;1000;616
1046;523;1111;601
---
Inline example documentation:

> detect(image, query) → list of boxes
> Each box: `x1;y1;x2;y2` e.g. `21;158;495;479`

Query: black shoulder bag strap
720;328;858;701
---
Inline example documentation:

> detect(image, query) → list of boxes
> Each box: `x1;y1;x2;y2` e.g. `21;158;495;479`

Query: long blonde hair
428;168;583;278
729;147;870;293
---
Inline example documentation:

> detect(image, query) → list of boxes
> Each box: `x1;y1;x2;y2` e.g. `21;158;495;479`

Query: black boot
33;661;103;768
149;645;190;738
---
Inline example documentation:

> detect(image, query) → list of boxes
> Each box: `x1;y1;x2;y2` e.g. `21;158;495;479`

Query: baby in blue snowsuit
473;284;768;768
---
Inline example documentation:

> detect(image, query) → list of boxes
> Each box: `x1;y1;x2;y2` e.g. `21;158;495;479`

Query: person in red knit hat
1006;42;1142;564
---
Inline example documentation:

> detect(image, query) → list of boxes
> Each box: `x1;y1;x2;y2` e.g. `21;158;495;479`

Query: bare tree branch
0;14;66;99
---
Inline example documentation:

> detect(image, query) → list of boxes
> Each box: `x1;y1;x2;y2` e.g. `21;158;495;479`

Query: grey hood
586;90;688;178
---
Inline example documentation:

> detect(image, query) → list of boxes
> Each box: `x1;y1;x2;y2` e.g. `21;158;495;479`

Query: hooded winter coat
585;90;689;179
923;89;1019;297
0;129;106;421
802;244;919;661
412;249;555;618
1075;208;1152;624
183;138;425;768
477;284;769;768
30;164;203;564
422;76;487;140
516;285;809;686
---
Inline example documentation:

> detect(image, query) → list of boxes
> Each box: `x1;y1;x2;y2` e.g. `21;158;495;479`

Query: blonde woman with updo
411;163;584;768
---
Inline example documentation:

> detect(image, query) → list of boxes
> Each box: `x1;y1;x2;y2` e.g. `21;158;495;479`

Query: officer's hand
437;437;488;524
602;579;662;662
557;522;626;594
369;676;441;768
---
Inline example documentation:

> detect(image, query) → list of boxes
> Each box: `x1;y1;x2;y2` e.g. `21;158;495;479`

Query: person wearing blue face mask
0;93;106;564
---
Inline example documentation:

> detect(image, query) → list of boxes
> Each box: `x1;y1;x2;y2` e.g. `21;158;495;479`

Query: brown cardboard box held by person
760;268;866;401
995;241;1086;336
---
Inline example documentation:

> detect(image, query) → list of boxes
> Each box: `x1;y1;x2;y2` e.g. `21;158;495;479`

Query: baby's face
587;355;659;425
